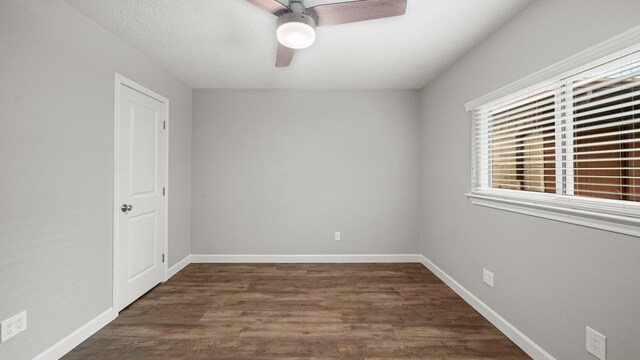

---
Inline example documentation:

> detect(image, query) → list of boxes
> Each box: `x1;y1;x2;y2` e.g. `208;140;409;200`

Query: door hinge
163;187;166;196
162;254;165;263
163;121;166;130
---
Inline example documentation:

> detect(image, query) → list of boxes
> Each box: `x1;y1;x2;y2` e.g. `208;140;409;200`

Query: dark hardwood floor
64;263;529;359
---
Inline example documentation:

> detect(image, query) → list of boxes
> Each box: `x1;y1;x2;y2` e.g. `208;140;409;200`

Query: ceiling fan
246;0;408;67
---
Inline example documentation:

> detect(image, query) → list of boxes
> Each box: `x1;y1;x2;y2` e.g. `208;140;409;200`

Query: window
571;63;640;202
468;41;640;236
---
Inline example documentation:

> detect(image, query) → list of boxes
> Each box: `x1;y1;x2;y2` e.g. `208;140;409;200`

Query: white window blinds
568;55;640;202
472;88;557;194
471;46;640;219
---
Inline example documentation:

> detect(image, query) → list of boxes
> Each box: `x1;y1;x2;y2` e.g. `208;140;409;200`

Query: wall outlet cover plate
483;268;494;287
586;326;606;360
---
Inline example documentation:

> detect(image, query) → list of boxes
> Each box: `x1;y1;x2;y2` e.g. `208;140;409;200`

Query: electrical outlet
14;311;26;333
483;268;494;288
586;326;606;360
1;317;15;343
334;231;341;241
1;311;27;343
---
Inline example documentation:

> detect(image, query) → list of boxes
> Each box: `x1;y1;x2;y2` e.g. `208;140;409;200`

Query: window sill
466;193;640;238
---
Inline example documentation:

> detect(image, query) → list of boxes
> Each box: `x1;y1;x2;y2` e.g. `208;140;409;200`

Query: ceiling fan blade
276;44;295;67
245;0;289;16
307;0;407;27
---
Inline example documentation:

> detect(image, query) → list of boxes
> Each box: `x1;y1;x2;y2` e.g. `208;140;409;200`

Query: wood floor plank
63;263;529;359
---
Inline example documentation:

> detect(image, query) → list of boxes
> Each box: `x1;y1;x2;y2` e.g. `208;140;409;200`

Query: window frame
465;28;640;238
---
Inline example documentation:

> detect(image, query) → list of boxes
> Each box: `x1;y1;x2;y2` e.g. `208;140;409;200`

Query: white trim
163;100;170;283
33;308;116;360
190;254;422;263
467;193;640;238
418;256;556;360
113;73;170;312
167;255;192;279
465;25;640;111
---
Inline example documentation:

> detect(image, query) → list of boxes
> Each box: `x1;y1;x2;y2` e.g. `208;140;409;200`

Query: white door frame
112;73;169;312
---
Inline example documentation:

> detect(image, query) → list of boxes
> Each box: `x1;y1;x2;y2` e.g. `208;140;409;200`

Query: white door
116;83;165;311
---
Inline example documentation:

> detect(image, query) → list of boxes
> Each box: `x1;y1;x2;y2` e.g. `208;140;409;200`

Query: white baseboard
166;254;191;280
418;255;555;360
33;307;117;360
190;254;421;263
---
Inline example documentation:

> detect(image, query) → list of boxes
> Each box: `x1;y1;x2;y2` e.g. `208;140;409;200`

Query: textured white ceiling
64;0;532;89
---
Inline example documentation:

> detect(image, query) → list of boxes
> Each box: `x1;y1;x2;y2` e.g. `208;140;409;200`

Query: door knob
121;204;133;213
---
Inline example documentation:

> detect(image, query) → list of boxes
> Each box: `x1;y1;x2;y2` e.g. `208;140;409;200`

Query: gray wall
192;90;420;255
0;1;191;359
4;0;639;359
419;0;640;359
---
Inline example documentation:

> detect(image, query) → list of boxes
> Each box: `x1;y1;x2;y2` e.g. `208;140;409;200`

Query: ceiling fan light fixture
276;12;316;50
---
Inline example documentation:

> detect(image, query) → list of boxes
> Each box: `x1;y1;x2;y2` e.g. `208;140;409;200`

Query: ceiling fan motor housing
276;12;317;49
